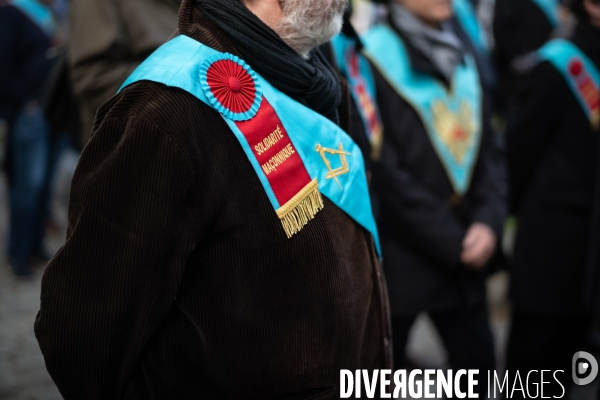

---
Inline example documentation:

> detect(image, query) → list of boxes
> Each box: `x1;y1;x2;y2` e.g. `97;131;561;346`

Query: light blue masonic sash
538;39;600;130
119;35;381;255
362;25;483;196
453;0;491;56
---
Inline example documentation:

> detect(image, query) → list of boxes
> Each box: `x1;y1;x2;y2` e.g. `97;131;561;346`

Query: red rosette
201;54;262;121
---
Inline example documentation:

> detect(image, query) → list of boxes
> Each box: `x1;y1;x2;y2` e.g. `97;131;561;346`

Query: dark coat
370;24;507;316
507;22;600;316
33;1;392;399
0;4;53;122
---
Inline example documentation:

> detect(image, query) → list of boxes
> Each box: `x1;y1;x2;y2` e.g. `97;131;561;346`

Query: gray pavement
0;145;76;399
0;258;62;400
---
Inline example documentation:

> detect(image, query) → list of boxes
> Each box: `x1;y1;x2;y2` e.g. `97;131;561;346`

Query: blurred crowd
1;0;599;397
0;0;181;277
340;0;598;397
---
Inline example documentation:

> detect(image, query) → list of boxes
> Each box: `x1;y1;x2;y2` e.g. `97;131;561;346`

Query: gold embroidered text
261;143;295;175
255;125;284;155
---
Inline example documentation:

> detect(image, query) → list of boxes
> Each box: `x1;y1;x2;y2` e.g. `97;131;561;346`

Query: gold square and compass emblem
315;142;352;190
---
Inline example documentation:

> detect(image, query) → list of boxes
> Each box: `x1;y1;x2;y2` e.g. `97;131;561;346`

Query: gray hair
276;0;348;58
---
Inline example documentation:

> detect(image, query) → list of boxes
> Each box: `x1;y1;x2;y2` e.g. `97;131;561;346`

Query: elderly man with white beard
33;0;391;398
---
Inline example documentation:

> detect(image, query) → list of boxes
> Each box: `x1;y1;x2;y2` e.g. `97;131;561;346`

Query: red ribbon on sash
346;46;383;159
236;99;312;206
205;57;323;237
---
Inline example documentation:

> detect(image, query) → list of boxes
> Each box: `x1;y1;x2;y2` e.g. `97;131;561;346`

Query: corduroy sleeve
34;114;198;399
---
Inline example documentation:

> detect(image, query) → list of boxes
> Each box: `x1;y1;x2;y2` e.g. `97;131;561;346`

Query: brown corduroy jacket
35;1;392;399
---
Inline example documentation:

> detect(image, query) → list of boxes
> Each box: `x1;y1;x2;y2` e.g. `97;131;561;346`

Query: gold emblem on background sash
432;100;478;164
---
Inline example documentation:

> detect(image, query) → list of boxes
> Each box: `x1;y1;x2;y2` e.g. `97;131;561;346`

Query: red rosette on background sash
200;54;262;121
568;57;600;129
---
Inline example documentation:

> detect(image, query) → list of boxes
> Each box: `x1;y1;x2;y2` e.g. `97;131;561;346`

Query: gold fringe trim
276;178;324;238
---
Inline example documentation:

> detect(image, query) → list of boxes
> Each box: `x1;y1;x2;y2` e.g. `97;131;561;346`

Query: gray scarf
390;3;464;81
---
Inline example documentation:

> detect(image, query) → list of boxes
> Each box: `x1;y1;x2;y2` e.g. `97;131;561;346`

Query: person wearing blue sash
323;6;385;228
494;0;562;61
493;0;566;101
0;0;57;277
362;0;506;394
505;0;600;396
34;0;392;398
322;9;384;229
326;6;384;165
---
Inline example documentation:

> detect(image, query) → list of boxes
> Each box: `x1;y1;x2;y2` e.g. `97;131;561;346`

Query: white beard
276;0;348;59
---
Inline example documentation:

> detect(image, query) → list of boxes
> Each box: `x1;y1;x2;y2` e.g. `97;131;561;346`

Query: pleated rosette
199;53;262;121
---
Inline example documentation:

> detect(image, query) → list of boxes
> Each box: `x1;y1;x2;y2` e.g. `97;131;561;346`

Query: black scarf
195;0;342;123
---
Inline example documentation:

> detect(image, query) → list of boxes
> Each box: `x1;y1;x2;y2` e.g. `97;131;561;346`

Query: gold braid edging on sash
276;178;324;238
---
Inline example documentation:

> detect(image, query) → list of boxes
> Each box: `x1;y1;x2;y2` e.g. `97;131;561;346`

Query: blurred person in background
69;0;180;149
362;0;506;394
0;0;57;277
494;0;561;73
326;6;384;184
493;0;572;104
323;5;385;227
505;0;600;396
34;0;391;397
